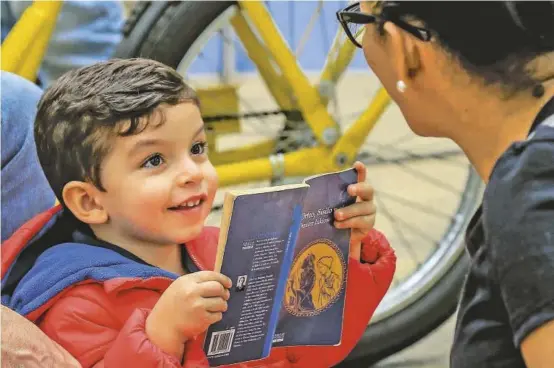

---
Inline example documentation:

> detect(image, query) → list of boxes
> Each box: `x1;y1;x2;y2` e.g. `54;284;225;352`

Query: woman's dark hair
380;1;554;96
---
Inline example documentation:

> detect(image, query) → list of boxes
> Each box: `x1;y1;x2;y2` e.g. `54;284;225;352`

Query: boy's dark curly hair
34;58;199;204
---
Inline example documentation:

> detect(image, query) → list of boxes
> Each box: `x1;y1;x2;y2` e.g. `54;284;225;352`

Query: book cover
273;168;357;347
204;185;308;367
203;168;358;366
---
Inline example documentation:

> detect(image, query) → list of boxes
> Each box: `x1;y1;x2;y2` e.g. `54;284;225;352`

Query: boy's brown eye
142;154;164;168
191;142;208;155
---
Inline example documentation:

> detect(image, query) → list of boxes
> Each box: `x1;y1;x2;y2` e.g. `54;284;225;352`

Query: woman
337;1;554;367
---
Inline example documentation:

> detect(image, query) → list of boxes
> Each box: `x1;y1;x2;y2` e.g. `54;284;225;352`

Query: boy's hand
145;271;232;359
334;161;376;261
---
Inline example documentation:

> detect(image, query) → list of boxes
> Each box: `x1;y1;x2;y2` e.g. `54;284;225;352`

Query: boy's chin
173;222;206;244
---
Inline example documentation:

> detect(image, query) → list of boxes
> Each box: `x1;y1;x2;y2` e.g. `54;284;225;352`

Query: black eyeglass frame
336;2;432;48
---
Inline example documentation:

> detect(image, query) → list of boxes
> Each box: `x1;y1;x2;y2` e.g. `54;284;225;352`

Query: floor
375;317;454;367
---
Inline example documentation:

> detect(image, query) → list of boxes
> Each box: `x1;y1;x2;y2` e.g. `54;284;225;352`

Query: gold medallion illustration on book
285;238;346;317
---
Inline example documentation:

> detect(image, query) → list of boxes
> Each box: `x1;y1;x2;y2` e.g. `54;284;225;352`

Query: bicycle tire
339;252;468;367
116;1;474;365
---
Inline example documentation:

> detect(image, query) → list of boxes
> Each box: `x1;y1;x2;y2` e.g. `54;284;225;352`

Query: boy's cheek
204;162;219;195
200;164;218;219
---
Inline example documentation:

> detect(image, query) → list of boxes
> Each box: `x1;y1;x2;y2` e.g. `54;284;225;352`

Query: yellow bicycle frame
0;0;391;189
1;1;63;81
215;1;391;186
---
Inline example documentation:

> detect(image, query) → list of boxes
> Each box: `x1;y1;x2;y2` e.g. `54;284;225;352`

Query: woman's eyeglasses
336;2;432;48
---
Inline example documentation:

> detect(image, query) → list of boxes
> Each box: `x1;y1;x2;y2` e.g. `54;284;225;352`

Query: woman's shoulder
489;97;554;184
488;113;554;193
483;112;554;231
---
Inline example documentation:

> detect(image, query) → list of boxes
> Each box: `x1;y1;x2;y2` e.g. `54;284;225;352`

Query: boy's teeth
170;199;202;209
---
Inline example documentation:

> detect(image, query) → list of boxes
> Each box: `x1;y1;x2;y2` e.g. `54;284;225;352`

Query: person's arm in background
1;72;76;367
2;0;124;87
1;72;56;241
2;305;81;368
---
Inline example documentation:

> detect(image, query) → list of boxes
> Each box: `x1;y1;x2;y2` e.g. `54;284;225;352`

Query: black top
451;97;554;367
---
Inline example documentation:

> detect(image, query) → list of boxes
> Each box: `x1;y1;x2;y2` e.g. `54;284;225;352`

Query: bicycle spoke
392;213;442;246
193;51;221;78
376;195;422;269
320;1;330;56
238;99;282;134
371;139;462;156
360;135;461;160
376;190;456;219
378;195;441;260
295;1;323;58
367;131;415;149
365;152;464;195
318;3;343;121
358;148;465;167
289;2;295;50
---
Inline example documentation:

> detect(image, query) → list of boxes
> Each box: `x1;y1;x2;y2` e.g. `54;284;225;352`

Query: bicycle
1;1;483;365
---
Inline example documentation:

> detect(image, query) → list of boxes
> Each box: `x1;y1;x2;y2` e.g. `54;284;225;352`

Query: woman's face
358;2;455;137
359;2;397;99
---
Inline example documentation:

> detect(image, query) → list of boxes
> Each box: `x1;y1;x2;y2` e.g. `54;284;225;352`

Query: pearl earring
396;80;407;93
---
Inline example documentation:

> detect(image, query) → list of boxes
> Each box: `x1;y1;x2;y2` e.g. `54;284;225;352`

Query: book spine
262;203;304;356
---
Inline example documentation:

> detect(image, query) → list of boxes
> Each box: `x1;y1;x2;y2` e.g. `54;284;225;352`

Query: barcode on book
207;328;236;356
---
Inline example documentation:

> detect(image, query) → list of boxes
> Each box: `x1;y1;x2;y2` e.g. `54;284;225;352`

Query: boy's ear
62;181;108;225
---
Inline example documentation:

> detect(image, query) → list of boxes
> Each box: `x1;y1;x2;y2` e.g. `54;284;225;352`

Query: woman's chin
405;118;442;138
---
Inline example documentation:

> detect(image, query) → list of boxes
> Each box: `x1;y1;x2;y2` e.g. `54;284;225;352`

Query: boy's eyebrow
194;124;206;137
128;138;166;156
128;125;206;156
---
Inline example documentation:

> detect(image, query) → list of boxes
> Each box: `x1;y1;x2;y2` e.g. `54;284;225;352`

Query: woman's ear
383;21;423;87
62;181;108;225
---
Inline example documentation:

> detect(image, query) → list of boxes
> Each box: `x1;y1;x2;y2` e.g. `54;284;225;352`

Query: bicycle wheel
116;1;483;365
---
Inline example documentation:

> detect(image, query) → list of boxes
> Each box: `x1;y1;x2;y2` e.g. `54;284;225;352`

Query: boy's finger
192;271;232;288
203;297;228;313
334;201;376;221
207;311;224;324
348;182;374;201
353;161;367;183
334;214;376;231
198;280;228;298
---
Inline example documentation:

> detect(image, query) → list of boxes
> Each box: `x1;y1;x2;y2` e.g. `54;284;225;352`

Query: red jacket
1;205;396;368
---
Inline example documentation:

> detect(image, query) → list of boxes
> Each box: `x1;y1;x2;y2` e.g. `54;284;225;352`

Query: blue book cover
203;168;357;366
273;168;357;347
204;185;309;366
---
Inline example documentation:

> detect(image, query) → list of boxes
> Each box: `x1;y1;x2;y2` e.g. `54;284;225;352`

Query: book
203;168;358;366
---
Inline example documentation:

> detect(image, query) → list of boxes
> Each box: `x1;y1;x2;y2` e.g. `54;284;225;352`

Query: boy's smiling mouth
168;194;207;211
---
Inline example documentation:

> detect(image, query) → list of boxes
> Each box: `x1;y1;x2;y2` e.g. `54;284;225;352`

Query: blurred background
2;1;480;366
132;2;463;366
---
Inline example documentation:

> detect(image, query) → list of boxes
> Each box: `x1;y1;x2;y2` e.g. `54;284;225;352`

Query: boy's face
96;102;218;246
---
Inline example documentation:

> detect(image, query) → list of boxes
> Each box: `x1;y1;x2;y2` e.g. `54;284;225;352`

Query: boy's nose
176;159;203;185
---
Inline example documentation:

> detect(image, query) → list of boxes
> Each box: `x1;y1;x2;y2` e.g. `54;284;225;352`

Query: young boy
1;58;396;368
